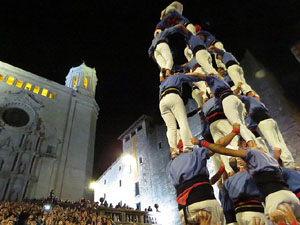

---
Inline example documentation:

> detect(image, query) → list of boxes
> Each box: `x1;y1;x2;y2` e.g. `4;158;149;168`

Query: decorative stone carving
18;161;26;174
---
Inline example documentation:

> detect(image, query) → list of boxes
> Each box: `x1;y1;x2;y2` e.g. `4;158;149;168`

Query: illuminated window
72;76;78;87
49;92;55;99
33;86;40;94
6;76;14;85
84;77;88;88
15;80;23;88
24;83;32;91
41;89;48;97
0;74;5;81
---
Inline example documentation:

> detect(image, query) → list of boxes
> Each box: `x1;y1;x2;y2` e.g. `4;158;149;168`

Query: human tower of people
148;2;300;225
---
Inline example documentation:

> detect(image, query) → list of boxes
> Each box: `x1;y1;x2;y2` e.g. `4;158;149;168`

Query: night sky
0;1;300;178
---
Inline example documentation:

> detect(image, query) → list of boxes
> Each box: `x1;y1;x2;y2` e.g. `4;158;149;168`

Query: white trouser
210;119;239;173
184;46;193;61
236;211;268;225
159;93;193;151
222;95;257;143
186;23;196;35
213;41;226;69
179;199;224;224
227;64;252;95
256;136;270;154
195;49;218;74
265;190;300;219
192;80;207;108
154;42;174;72
258;118;295;166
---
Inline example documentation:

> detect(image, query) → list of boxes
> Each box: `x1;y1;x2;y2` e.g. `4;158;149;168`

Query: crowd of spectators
0;198;145;225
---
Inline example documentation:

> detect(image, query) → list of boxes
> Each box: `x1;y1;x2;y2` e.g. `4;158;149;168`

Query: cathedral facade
0;61;99;201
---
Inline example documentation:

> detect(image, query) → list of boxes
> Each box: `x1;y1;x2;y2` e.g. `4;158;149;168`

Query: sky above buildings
0;0;300;178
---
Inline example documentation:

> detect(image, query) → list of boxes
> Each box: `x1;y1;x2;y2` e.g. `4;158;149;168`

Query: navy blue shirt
221;72;234;87
282;168;300;193
217;50;239;66
148;26;185;57
221;172;262;211
159;73;200;96
240;96;269;114
245;114;258;130
166;147;210;186
185;32;206;55
201;97;223;117
204;75;231;99
197;30;216;48
244;149;280;175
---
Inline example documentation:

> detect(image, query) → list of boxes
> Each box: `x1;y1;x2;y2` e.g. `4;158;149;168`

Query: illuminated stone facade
0;61;99;201
95;52;300;225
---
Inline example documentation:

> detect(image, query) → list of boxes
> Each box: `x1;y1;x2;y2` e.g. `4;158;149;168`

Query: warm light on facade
89;181;97;190
33;86;40;94
41;88;48;96
84;77;88;88
15;80;23;88
72;76;78;87
0;74;4;81
6;76;14;85
122;154;136;169
24;83;32;90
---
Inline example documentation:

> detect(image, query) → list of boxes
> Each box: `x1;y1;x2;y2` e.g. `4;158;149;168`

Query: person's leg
159;95;179;151
222;95;256;144
195;49;218;74
171;94;194;151
259;119;295;166
227;64;252;95
213;41;226;69
154;43;174;73
210;119;237;173
191;88;202;108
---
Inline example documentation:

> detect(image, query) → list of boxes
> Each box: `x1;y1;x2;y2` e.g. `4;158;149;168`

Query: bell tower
65;62;98;97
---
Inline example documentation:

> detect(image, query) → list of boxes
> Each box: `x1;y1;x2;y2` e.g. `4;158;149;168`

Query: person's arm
210;161;226;185
185;72;206;79
216;124;240;146
201;141;247;158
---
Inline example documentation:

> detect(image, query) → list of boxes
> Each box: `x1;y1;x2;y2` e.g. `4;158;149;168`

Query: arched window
72;76;78;87
84;77;88;88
